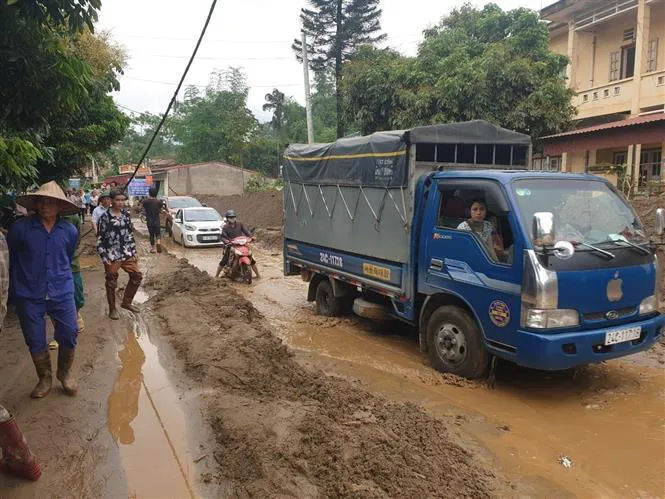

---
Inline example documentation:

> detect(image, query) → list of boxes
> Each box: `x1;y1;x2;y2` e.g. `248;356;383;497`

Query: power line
130;54;293;61
124;0;220;188
123;75;303;88
112;32;425;43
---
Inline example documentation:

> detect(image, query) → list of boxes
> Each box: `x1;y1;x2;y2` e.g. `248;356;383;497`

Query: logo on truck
489;300;510;327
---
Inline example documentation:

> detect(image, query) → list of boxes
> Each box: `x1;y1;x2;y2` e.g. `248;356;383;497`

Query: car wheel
426;305;489;379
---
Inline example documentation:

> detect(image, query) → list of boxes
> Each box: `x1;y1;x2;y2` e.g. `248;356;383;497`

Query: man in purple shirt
7;182;80;398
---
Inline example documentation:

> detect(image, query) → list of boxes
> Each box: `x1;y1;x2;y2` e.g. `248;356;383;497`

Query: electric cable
122;0;219;190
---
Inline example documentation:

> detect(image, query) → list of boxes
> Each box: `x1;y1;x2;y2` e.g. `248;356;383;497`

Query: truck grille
584;306;636;323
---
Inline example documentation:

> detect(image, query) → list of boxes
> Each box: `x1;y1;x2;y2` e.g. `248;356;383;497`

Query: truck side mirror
656;208;665;237
533;212;556;247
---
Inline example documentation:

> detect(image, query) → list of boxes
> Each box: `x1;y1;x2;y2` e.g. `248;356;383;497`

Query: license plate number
202;235;218;241
604;327;641;346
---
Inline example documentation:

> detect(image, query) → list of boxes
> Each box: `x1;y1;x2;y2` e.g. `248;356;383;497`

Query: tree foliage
342;3;575;140
0;0;128;189
293;0;386;138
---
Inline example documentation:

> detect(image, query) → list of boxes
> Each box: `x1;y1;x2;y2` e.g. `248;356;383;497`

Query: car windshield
169;198;201;209
184;209;220;222
513;179;648;246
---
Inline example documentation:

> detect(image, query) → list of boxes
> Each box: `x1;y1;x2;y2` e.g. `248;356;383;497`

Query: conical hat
16;181;80;216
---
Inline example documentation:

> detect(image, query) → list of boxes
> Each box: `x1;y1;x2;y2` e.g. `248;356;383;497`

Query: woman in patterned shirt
457;198;502;262
97;190;143;320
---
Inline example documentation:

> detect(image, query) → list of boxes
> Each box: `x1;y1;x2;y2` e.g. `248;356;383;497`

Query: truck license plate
202;235;218;241
604;327;641;346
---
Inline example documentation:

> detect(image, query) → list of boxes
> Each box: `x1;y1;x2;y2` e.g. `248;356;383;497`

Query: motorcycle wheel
241;263;252;284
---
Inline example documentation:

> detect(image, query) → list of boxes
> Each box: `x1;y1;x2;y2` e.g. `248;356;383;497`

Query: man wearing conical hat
6;181;81;398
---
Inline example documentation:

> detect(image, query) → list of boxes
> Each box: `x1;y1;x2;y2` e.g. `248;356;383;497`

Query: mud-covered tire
242;264;252;285
315;280;342;317
426;305;489;379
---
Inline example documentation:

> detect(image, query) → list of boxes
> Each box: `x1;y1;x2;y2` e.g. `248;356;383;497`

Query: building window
603;89;610;98
583;94;589;102
549;157;562;172
609;51;620;81
614;86;621;95
621;45;636;79
658;75;665;86
593;91;599;100
613;151;627;165
647;39;659;72
623;27;635;42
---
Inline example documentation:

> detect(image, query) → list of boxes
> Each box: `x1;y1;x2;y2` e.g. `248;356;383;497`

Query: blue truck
283;120;665;378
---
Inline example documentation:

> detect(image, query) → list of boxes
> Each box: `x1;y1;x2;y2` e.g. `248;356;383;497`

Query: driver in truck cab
215;210;260;279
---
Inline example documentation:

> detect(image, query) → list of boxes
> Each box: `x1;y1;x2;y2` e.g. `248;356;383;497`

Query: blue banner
128;179;150;197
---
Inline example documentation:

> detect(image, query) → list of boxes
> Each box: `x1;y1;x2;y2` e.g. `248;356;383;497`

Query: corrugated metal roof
541;113;665;140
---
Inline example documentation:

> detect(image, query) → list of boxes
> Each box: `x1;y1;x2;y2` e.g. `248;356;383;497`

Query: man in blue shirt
8;181;81;398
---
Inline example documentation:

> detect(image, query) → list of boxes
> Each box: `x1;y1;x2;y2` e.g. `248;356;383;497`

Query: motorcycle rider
215;210;260;279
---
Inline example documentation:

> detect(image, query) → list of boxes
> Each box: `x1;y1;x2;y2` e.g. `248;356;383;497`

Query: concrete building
537;0;665;190
147;161;257;198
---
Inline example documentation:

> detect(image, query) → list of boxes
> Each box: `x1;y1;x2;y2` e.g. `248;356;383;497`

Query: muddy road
164;237;665;499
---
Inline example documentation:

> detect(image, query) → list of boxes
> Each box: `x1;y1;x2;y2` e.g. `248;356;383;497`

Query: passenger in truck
457;198;504;262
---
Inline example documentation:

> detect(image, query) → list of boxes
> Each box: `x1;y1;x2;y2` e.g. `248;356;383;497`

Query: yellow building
538;0;665;189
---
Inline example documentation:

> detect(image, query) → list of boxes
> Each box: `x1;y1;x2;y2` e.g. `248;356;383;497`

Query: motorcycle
223;235;256;284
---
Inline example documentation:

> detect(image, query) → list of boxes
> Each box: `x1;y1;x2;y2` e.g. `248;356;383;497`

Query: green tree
0;0;127;188
174;68;257;165
263;89;287;138
342;3;575;140
293;0;386;138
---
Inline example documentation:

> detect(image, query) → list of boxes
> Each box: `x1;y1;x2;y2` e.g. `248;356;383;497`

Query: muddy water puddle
107;293;203;498
166;241;665;498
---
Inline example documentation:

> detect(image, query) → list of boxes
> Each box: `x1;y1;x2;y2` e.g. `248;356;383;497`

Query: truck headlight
639;295;657;315
525;309;579;329
185;224;196;231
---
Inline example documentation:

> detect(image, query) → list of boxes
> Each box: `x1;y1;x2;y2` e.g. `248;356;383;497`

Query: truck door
420;179;524;354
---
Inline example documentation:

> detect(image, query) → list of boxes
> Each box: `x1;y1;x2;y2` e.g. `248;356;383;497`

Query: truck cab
417;171;663;377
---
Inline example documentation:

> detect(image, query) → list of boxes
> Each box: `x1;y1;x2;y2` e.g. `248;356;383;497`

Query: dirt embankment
198;191;284;249
145;261;508;498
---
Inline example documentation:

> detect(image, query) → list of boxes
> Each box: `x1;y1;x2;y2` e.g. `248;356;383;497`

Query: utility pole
301;30;315;144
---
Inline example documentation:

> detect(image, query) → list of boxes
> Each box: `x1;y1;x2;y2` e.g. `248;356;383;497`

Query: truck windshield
512;179;647;247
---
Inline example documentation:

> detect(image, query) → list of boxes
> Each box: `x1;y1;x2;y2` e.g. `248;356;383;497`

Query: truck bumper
514;314;665;371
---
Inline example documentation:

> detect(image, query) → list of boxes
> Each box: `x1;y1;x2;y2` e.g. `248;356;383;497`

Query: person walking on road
7;181;81;398
142;187;164;254
92;191;111;235
97;189;143;320
63;214;85;331
0;231;41;481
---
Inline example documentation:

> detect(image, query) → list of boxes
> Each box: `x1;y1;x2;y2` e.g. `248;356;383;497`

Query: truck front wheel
426;305;489;379
315;280;342;317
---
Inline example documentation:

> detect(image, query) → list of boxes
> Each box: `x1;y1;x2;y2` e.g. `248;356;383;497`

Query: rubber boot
56;347;78;396
252;264;261;279
0;410;41;481
121;278;141;313
107;286;119;320
156;242;163;253
30;352;52;399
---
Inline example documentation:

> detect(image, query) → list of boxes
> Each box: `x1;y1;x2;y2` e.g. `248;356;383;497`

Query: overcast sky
98;0;557;122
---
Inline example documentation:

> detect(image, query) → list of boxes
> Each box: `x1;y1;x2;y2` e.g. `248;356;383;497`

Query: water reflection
107;328;145;445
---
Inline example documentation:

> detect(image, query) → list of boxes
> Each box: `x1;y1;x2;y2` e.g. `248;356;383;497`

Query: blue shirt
7;216;78;300
84;193;92;204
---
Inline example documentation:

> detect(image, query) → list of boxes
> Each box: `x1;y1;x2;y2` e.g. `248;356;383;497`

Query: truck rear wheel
315;280;342;317
426;305;489;379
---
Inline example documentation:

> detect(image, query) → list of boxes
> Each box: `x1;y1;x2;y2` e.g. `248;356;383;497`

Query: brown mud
143;261;509;497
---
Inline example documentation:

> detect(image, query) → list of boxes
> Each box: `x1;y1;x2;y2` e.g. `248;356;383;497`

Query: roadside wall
167;163;257;197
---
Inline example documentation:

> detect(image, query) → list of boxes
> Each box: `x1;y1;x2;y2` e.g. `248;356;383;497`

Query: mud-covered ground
144;261;509;497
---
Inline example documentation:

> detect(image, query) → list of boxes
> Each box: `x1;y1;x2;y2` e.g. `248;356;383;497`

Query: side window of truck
437;187;515;266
